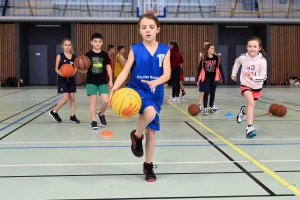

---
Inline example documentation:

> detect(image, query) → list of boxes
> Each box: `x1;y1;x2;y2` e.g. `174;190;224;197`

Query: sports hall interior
0;1;300;199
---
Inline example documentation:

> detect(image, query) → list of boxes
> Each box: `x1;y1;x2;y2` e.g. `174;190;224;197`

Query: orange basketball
60;64;74;78
188;104;200;116
74;55;91;71
275;105;287;117
269;103;278;115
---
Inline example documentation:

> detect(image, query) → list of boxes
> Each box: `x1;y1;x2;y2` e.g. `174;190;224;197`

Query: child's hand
108;81;113;89
108;88;117;108
58;70;64;77
247;72;253;80
197;81;199;86
141;80;156;93
231;76;236;81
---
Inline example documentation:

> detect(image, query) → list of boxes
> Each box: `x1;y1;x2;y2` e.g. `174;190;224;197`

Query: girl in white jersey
231;36;267;139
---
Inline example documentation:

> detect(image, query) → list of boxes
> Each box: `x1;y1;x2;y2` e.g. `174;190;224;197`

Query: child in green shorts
85;33;113;130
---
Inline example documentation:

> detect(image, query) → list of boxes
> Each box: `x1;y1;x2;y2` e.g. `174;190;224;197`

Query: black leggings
171;66;181;97
203;77;217;108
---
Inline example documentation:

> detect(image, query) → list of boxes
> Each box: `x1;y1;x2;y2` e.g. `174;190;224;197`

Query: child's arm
106;64;113;88
197;59;203;82
231;56;242;81
248;60;267;82
55;55;63;76
117;55;126;67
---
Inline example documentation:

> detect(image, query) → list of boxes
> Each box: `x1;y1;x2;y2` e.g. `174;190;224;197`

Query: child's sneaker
203;108;208;115
209;108;216;114
130;130;144;157
246;125;259;139
143;162;157;182
90;121;98;130
98;111;107;127
49;110;62;122
180;93;186;99
212;104;219;111
237;106;246;123
198;104;203;113
70;115;80;124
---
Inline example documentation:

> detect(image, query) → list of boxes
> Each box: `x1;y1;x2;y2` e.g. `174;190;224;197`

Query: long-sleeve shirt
170;49;184;69
231;52;267;89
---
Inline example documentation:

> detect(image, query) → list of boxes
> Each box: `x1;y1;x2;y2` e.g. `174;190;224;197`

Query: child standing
231;36;267;138
197;43;222;115
109;14;170;182
49;38;80;124
85;33;113;130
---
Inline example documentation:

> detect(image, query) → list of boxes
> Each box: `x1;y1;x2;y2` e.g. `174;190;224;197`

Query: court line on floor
53;194;295;200
2;159;300;167
167;101;300;196
185;121;275;196
1;137;300;144
0;170;265;178
0;100;59;141
0;98;59;132
2;170;300;179
2;142;300;150
0;94;59;123
0;89;28;97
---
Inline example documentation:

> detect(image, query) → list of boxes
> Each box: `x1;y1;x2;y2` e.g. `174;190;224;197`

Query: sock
248;124;252;127
134;131;143;139
181;89;185;93
242;109;246;115
53;110;57;113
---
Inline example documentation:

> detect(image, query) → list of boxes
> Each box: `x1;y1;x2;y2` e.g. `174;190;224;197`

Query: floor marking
166;100;300;196
2;159;300;167
2;138;300;145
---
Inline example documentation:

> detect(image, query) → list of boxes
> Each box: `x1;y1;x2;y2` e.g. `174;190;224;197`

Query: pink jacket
231;53;267;89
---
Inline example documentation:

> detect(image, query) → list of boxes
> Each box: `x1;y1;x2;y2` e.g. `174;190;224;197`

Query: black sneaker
98;112;107;127
130;130;144;157
70;115;80;124
90;121;98;130
143;162;157;182
49;110;62;122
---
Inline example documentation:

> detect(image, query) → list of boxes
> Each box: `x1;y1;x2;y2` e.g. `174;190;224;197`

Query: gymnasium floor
0;85;299;200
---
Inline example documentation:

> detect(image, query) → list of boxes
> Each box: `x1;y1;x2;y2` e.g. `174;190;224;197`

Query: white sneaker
180;93;186;99
246;125;259;138
212;104;219;111
203;108;208;115
198;104;202;113
172;98;177;102
237;106;246;123
176;97;180;102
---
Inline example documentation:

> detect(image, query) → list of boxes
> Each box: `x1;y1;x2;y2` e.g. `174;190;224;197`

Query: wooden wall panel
0;24;15;82
75;24;214;85
271;25;300;84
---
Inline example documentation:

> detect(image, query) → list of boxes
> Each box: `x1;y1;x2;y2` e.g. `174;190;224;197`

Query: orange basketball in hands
74;55;91;72
60;64;74;78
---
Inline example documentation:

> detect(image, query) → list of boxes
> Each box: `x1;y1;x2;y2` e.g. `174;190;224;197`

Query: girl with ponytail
231;36;267;139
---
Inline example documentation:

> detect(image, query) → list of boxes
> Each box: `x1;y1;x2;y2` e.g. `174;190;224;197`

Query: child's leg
69;93;76;116
135;106;156;137
54;93;70;112
145;128;155;163
208;79;217;108
243;91;256;125
99;94;109;115
89;95;97;121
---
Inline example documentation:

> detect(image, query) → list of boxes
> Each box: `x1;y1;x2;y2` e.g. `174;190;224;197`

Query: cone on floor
101;130;113;137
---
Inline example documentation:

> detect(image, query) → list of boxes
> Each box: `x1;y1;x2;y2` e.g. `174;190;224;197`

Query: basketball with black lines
111;88;142;118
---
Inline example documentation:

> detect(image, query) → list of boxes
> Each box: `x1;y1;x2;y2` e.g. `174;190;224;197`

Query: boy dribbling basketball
85;33;113;130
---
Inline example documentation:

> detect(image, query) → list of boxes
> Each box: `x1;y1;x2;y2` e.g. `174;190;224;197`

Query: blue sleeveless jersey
128;42;169;104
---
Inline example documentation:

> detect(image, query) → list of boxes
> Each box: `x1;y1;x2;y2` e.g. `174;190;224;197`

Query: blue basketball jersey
128;42;169;104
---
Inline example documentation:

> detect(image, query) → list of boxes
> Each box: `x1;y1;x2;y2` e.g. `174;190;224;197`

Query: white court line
1;159;300;167
1;138;300;145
